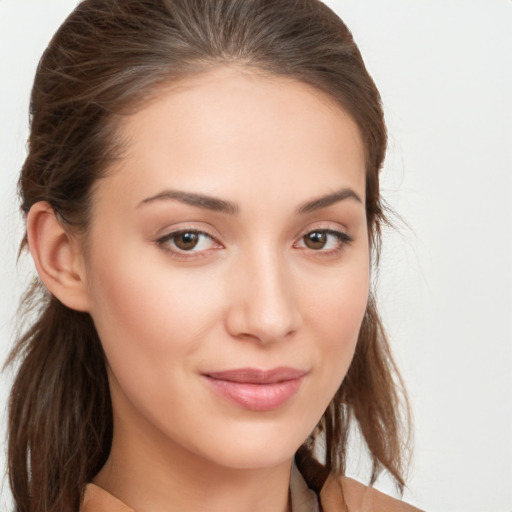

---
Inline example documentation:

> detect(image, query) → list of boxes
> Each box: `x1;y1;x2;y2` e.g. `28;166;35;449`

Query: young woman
6;0;421;510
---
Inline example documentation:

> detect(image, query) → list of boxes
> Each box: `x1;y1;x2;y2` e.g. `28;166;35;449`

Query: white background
1;1;511;510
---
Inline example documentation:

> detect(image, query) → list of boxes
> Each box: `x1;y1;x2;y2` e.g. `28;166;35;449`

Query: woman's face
84;67;369;470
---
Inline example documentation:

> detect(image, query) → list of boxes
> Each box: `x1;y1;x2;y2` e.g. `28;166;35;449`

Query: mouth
202;367;306;411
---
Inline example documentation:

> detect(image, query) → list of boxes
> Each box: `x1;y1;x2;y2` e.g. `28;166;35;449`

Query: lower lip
203;376;304;411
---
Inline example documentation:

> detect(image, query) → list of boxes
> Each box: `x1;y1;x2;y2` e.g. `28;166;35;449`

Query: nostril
224;256;302;343
225;301;300;345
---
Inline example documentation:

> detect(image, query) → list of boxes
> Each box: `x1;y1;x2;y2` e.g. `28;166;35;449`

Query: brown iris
174;232;199;251
303;231;327;250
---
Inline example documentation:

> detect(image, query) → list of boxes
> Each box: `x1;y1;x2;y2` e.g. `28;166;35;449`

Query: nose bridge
226;242;300;343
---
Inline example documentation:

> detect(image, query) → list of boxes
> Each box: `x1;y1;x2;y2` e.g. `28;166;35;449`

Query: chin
203;443;298;471
185;418;316;471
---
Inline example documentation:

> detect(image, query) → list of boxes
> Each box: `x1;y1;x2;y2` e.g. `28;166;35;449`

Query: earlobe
26;201;90;312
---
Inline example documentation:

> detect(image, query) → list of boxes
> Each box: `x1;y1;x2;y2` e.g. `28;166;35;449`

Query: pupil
176;232;198;250
305;231;326;250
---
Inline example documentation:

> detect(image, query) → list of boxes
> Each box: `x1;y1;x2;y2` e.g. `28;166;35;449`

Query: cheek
85;246;224;372
303;255;370;383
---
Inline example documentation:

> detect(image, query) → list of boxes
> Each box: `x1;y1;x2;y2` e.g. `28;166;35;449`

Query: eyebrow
138;190;239;214
297;188;362;214
138;187;362;215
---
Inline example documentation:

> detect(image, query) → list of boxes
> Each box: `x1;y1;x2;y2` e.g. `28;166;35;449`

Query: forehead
99;66;366;209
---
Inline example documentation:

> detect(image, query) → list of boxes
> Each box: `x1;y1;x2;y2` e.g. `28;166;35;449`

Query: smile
202;367;306;411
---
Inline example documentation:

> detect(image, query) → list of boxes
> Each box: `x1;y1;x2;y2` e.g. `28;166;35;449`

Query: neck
94;398;292;512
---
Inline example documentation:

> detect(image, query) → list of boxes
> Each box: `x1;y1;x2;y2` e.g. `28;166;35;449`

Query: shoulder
81;483;134;512
319;474;424;512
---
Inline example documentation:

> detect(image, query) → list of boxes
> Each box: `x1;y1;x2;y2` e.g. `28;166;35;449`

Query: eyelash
293;228;353;256
156;227;353;260
156;229;221;260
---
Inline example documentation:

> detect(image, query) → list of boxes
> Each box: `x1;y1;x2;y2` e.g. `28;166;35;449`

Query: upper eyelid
157;229;219;245
295;222;350;239
156;224;220;241
295;228;352;244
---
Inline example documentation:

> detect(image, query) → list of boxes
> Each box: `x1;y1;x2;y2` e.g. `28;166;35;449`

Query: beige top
81;466;423;512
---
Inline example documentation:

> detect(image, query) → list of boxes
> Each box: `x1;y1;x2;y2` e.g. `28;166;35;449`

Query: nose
224;249;302;344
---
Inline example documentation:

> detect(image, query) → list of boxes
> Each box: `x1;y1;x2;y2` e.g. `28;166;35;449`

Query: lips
202;367;306;411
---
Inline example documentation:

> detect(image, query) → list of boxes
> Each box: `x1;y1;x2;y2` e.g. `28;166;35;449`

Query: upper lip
204;367;306;384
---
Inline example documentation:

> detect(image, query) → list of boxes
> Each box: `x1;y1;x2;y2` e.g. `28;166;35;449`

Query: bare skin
28;67;369;512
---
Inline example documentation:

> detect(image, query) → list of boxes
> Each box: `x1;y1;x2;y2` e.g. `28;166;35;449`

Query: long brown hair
6;1;410;510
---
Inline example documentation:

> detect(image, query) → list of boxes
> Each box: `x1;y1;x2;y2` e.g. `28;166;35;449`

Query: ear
26;201;90;312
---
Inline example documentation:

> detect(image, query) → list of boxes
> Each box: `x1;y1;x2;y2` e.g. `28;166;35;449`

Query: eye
156;229;221;256
295;228;352;253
